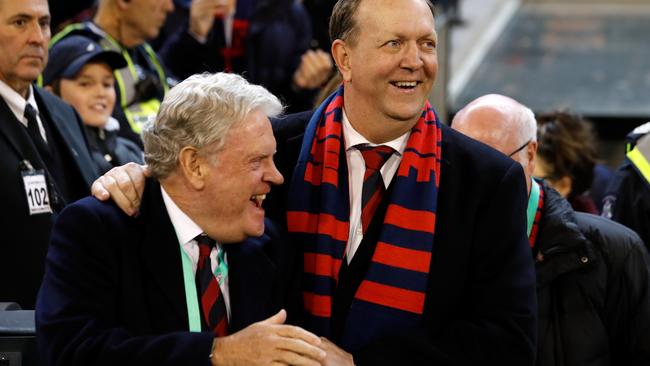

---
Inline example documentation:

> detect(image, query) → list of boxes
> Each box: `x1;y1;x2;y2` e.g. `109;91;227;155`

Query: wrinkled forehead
356;0;436;35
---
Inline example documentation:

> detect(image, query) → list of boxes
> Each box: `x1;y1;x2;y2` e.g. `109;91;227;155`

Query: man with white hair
36;73;326;366
453;94;650;366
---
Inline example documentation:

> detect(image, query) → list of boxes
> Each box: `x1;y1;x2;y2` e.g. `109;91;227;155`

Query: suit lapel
139;179;190;327
226;234;276;332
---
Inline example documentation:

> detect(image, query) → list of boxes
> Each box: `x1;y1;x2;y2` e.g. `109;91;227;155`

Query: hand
211;310;326;366
90;163;149;216
189;0;234;41
293;49;334;90
320;337;354;366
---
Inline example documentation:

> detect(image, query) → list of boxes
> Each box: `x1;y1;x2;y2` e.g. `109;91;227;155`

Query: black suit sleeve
36;199;214;366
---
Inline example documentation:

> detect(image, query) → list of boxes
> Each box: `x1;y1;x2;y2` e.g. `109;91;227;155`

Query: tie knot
358;145;394;171
24;103;38;121
196;234;216;258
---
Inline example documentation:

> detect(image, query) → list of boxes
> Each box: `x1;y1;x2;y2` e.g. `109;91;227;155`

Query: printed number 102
28;187;49;206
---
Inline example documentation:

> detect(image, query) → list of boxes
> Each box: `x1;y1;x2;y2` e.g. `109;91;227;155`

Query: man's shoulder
575;212;646;260
58;196;132;230
271;110;314;141
34;86;71;110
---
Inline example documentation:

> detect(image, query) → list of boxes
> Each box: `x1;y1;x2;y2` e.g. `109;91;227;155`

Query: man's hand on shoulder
91;163;149;216
210;310;326;366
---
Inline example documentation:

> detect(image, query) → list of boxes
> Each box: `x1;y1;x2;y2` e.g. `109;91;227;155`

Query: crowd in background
1;0;650;365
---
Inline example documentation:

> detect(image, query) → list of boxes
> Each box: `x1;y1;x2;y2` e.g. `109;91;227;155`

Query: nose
94;83;107;97
400;42;424;71
265;160;284;186
28;22;50;45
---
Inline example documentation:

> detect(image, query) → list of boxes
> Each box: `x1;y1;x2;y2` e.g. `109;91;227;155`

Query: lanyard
179;245;202;332
526;178;540;238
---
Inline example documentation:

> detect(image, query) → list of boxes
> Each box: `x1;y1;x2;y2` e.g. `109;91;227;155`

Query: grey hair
515;104;537;144
142;72;283;179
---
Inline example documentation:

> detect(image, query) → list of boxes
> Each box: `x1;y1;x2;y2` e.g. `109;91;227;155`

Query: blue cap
42;35;127;86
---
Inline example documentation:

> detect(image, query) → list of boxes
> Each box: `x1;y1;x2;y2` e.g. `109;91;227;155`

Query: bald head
452;94;537;193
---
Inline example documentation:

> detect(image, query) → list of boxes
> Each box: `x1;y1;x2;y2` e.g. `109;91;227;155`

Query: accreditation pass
22;168;53;215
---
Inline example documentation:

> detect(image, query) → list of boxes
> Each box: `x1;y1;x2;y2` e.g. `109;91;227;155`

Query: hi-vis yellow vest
627;133;650;187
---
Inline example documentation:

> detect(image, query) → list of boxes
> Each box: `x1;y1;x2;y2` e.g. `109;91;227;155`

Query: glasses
507;139;531;157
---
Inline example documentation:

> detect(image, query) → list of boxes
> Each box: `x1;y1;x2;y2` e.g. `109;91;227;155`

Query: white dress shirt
0;81;47;142
160;186;231;320
342;109;410;262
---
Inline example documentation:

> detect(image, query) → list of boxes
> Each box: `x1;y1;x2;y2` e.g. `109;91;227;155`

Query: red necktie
358;145;394;234
195;235;228;336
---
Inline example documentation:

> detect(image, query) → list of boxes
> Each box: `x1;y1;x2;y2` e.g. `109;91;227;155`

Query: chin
245;222;266;238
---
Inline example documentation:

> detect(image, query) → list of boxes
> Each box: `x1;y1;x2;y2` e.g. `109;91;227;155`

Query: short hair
329;0;435;47
142;73;283;179
515;104;537;145
536;111;597;197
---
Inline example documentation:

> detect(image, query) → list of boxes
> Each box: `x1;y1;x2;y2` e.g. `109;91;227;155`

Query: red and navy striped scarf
286;86;442;351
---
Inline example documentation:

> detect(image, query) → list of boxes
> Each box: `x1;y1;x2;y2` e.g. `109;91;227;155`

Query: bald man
453;94;650;366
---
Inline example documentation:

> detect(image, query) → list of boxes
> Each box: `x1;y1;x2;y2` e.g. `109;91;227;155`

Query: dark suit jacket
36;179;295;365
0;87;98;309
266;111;538;365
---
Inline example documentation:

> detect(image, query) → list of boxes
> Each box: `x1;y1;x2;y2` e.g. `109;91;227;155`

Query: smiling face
0;0;50;95
59;62;116;128
335;0;438;142
199;109;284;243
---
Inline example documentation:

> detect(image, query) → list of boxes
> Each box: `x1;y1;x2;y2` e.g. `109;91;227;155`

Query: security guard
602;121;650;251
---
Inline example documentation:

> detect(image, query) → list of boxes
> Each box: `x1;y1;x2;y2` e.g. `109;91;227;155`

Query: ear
178;146;206;190
553;176;572;198
522;141;538;183
331;39;352;83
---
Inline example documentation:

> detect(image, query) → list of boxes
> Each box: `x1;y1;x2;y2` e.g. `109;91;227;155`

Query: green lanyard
179;246;202;332
178;244;229;332
526;179;540;238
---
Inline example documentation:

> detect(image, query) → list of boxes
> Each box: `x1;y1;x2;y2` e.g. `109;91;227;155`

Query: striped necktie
195;234;228;336
358;145;394;234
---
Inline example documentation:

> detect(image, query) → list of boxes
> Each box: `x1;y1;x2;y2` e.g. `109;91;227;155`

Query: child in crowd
43;35;143;174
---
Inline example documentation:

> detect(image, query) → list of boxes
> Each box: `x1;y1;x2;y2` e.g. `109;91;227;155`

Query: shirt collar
0;80;40;124
341;108;410;154
160;185;203;246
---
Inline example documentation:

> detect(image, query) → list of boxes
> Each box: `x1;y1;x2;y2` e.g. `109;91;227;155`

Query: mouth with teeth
390;81;420;89
90;103;107;112
250;194;266;208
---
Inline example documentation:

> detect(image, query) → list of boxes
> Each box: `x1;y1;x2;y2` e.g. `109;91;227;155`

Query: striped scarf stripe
287;86;441;349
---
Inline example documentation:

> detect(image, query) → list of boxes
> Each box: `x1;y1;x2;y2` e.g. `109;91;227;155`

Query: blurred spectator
453;94;650;366
602;121;650;251
157;0;333;112
535;111;599;214
50;0;177;146
0;0;99;309
43;36;144;174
